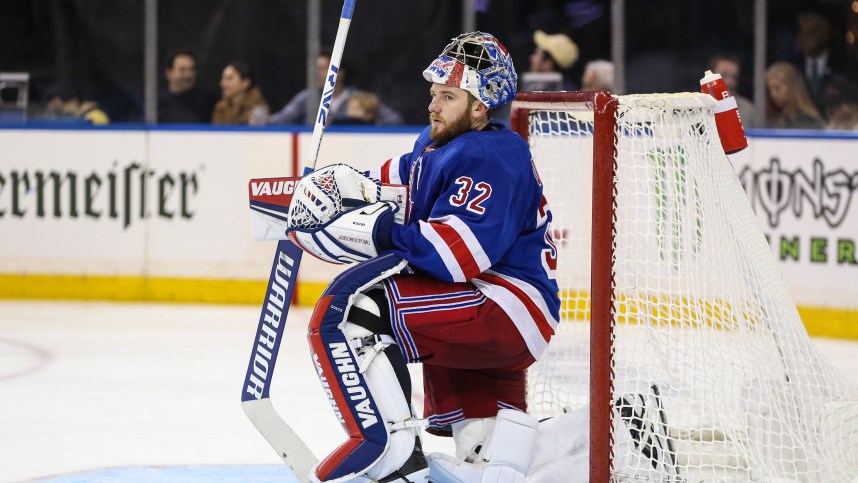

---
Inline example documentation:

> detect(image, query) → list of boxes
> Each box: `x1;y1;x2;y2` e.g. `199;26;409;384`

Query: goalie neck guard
423;31;517;110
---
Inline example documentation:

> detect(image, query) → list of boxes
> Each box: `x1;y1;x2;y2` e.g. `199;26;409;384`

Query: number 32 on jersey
449;176;492;214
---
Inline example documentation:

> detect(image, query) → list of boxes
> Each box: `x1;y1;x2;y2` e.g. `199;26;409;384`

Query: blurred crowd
760;11;858;130
6;2;858;131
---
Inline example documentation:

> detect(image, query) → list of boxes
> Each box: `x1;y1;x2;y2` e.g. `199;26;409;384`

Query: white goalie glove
288;164;382;229
287;164;404;264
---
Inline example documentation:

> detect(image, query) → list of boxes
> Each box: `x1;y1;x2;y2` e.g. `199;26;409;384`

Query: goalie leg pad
427;409;538;483
526;408;589;483
451;417;496;462
528;386;676;483
307;253;427;483
479;409;538;473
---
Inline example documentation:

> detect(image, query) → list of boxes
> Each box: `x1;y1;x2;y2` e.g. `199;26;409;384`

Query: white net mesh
519;92;858;482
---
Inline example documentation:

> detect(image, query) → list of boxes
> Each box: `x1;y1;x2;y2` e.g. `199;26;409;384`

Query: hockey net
512;91;858;482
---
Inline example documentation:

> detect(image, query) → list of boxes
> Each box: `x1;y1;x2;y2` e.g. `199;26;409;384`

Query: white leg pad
479;409;538;472
525;408;589;483
428;453;526;483
451;417;496;462
361;345;420;480
427;409;538;483
310;320;425;483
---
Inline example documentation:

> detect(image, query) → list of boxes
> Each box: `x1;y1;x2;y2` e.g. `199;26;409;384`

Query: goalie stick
240;1;356;482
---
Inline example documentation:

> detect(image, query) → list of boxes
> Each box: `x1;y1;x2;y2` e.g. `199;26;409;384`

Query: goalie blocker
248;164;409;249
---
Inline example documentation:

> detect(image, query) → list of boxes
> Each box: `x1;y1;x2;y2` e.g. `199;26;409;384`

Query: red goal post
512;91;618;482
510;91;858;482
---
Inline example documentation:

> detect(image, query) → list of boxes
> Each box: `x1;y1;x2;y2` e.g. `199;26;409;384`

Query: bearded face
429;107;474;144
428;84;482;144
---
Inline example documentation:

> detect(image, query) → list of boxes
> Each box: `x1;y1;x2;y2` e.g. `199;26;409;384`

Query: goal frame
511;91;618;482
510;90;858;482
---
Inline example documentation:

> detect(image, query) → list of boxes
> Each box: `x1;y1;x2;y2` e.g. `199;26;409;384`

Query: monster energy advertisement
731;137;857;308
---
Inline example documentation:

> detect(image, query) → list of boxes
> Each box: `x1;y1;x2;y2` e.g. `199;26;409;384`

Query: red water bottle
700;70;748;154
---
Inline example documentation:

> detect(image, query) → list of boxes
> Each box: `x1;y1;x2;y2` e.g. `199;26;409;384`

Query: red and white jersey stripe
473;271;559;359
421;215;491;282
368;158;402;185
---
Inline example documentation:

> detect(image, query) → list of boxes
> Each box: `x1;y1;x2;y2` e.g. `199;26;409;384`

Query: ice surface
0;301;854;482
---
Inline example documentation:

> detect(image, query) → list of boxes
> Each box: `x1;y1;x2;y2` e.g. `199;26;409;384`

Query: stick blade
242;398;319;483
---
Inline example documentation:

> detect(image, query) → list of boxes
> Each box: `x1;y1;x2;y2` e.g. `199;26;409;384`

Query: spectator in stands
793;11;856;117
521;30;579;91
212;61;268;125
822;77;858;130
159;50;217;123
267;47;403;125
764;62;824;129
342;90;380;125
580;60;615;92
42;84;110;125
708;54;758;128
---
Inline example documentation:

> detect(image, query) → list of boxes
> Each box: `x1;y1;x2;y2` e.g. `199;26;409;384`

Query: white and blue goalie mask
422;31;517;110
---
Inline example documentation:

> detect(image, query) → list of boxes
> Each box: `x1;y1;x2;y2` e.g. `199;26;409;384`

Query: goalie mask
423;31;517;109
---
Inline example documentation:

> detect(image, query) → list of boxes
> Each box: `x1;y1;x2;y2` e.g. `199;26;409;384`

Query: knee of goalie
346;288;394;338
312;253;405;338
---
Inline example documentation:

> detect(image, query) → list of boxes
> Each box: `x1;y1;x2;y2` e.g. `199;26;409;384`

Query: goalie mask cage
511;91;858;483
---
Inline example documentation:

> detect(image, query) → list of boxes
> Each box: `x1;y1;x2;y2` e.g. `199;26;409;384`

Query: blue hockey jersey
369;121;560;359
